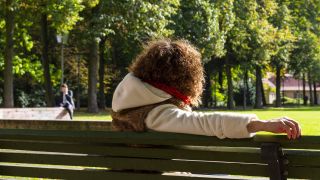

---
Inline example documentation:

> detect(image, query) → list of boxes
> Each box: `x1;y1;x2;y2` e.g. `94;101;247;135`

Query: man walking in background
58;83;74;119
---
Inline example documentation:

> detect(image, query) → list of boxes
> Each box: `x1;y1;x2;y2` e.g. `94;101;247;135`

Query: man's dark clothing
57;90;74;119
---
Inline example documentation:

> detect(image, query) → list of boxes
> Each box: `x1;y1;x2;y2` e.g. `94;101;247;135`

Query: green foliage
20;0;85;34
171;0;235;61
269;4;295;69
288;0;320;81
1;0;320;108
15;88;46;107
232;0;278;65
73;0;179;66
289;31;320;75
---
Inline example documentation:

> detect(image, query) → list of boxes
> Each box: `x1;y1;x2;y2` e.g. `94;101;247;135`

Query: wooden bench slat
254;135;320;149
0;129;261;147
0;140;264;164
0;165;242;180
0;151;269;176
0;129;320;149
287;166;320;179
285;149;320;166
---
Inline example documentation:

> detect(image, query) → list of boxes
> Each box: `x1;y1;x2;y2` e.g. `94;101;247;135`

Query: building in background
263;73;320;105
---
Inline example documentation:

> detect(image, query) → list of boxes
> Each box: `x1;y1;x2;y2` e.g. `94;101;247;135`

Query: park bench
0;119;319;180
0;107;71;120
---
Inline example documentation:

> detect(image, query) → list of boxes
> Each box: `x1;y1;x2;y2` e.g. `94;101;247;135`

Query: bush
15;88;46;107
273;96;302;105
234;82;255;106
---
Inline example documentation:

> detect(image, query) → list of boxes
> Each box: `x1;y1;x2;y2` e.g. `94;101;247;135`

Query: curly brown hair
129;39;204;106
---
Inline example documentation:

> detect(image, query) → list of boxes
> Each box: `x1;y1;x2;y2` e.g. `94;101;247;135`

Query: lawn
74;106;320;135
217;106;320;136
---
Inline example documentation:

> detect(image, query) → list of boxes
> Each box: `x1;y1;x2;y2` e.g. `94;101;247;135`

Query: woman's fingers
257;117;301;140
280;122;292;139
290;120;301;137
283;119;298;139
283;117;301;138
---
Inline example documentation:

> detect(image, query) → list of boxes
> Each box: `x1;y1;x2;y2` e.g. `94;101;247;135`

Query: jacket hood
112;73;172;112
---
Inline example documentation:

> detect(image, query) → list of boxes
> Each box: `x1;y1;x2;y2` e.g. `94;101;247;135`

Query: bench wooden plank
0;129;261;147
0;152;269;176
254;135;320;149
0;141;263;164
0;128;319;149
285;149;320;166
0;165;233;180
287;166;320;179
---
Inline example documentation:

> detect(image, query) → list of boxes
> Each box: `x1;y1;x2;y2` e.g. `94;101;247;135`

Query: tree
98;36;107;109
227;0;278;108
288;0;320;106
3;0;15;108
269;4;295;107
17;0;84;106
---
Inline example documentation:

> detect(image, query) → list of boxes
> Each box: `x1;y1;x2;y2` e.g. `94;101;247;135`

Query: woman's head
129;39;204;106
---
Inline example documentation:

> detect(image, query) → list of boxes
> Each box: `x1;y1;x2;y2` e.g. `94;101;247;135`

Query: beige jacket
112;73;258;139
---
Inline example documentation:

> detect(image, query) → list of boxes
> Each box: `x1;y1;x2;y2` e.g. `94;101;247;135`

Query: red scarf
143;80;191;105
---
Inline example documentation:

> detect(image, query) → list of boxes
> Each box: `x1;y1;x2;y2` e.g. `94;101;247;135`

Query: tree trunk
218;68;224;93
213;74;217;108
275;66;281;107
243;69;247;110
87;39;99;113
302;74;307;105
255;66;263;108
226;60;234;109
261;80;267;106
202;62;213;108
3;0;15;108
98;37;106;109
297;77;301;106
76;55;81;110
246;71;250;105
40;13;54;107
243;68;249;109
308;73;314;106
313;81;318;105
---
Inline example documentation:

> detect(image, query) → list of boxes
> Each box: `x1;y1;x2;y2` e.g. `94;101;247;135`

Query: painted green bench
0;120;319;180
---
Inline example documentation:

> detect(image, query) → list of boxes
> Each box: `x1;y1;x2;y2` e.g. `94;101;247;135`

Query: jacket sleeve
144;104;258;139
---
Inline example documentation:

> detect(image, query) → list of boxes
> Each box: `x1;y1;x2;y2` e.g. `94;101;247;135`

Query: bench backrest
0;108;70;120
0;120;319;180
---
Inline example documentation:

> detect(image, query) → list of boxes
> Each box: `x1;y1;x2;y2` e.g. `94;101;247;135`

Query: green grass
74;106;320;135
210;106;320;136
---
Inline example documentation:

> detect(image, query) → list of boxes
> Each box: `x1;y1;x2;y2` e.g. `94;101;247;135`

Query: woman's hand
247;117;301;139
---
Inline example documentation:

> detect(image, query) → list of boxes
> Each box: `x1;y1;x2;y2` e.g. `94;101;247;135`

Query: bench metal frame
261;143;288;180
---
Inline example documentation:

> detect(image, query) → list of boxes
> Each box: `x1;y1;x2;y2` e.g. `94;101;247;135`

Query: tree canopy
0;0;319;109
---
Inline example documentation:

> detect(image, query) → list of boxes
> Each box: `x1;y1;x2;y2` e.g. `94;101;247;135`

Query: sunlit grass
210;106;320;136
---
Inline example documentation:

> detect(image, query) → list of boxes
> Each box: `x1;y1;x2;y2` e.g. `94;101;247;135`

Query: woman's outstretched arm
247;117;301;139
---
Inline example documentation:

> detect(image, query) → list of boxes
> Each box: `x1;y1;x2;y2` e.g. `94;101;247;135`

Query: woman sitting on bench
111;39;301;139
